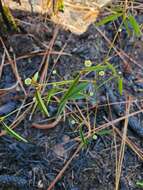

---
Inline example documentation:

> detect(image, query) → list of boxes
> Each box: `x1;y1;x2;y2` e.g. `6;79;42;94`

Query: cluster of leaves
96;5;142;37
24;62;122;144
27;62;122;116
0;61;122;143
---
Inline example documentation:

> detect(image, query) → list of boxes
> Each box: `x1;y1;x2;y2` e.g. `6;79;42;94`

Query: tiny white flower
71;120;76;125
84;60;92;67
89;92;94;96
52;70;57;75
92;134;98;140
25;78;32;85
118;28;122;32
33;97;36;102
38;180;44;188
99;71;105;76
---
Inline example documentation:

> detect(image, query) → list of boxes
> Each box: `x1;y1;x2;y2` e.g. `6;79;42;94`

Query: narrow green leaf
70;94;85;100
35;90;49;117
58;0;64;12
57;75;80;116
68;82;88;99
46;88;58;105
96;129;112;136
123;19;131;36
95;13;123;27
118;77;123;95
3;5;19;32
1;121;28;143
79;126;88;147
33;72;39;82
82;63;117;76
136;181;143;187
128;14;142;37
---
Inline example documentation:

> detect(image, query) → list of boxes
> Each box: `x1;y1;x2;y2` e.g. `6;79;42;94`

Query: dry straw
6;0;111;34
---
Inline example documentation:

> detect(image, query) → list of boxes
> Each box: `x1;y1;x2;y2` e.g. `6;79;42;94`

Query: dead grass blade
106;94;118;185
39;27;59;85
115;96;131;190
75;102;92;138
73;108;143;147
4;50;71;67
0;50;5;78
114;127;143;160
0;37;27;95
47;34;72;82
96;27;132;73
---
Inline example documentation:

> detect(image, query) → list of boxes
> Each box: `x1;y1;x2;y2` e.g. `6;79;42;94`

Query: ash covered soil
0;2;143;190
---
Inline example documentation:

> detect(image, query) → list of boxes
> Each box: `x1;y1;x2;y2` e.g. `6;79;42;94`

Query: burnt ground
0;2;143;190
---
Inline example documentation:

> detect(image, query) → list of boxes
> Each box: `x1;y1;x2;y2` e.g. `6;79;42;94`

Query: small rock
38;180;44;189
53;144;67;158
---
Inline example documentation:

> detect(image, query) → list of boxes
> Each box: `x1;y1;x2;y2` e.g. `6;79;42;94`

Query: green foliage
35;90;50;117
118;77;123;95
69;82;88;100
95;8;142;37
57;63;122;115
95;129;112;136
79;125;88;147
57;75;80;116
136;180;143;188
46;88;59;105
81;63;117;76
95;12;123;27
25;72;49;117
0;1;18;32
24;62;122;120
3;5;18;31
33;72;39;82
1;121;27;142
128;14;142;37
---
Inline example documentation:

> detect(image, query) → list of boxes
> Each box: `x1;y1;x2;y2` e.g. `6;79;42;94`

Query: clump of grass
0;0;18;32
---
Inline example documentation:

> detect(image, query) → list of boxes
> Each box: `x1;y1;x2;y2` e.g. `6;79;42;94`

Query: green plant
79;125;88;147
95;5;142;38
136;180;143;188
0;117;27;142
25;62;122;119
0;0;18;32
25;72;49;117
